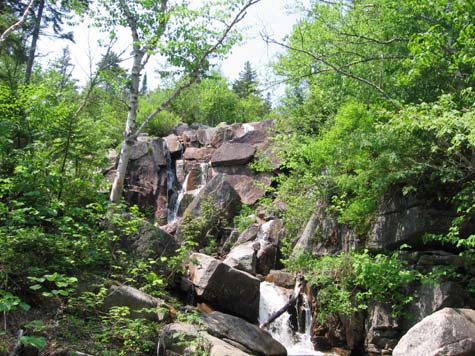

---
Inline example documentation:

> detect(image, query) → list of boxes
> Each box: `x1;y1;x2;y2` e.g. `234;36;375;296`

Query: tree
232;60;259;98
103;0;262;203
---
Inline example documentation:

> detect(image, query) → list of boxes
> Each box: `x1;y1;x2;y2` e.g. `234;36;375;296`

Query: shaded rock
365;301;401;355
236;223;260;245
223;241;258;275
184;173;241;223
393;308;475;356
367;193;455;251
183;147;215;161
265;270;295;289
292;201;359;257
182;129;198;146
404;281;472;330
183;163;209;191
211;143;256;166
104;285;171;321
189;253;260;322
174;123;190;136
256;220;285;275
200;311;287;356
223;173;271;205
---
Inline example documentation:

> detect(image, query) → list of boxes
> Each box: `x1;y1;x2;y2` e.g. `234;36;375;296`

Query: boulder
223;173;271;205
210;125;235;147
159;322;252;356
393;308;475;356
236;224;260;245
210;143;256;166
196;127;217;146
201;311;287;356
103;285;171;321
184;174;241;223
189;253;260;322
183;163;209;191
174;122;190;136
223;241;258;275
183;147;215;161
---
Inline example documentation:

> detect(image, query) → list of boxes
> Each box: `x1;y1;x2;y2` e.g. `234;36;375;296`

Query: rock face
201;311;287;356
393;308;475;356
188;253;260;323
367;193;455;251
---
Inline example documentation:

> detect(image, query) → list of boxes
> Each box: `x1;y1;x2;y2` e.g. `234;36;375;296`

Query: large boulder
183;147;215;161
189;253;260;322
393;308;475;356
184;173;241;223
103;285;171;321
158;322;253;356
210;143;256;166
223;241;259;275
201;311;287;356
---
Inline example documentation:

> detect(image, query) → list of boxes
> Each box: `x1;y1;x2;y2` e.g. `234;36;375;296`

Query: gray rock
103;285;170;321
210;125;234;147
223;241;258;275
200;311;287;356
189;253;260;322
164;134;183;154
393;308;475;356
196;127;217;146
210;143;256;166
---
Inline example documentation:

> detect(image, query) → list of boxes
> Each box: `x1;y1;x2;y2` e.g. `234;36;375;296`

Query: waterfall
259;282;328;356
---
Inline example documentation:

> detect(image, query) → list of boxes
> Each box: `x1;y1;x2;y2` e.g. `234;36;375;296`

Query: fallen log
259;273;305;329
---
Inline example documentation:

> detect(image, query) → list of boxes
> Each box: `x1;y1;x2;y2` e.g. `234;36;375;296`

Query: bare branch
132;0;263;139
0;0;34;46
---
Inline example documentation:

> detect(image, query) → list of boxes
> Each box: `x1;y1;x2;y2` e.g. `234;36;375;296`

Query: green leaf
20;336;47;349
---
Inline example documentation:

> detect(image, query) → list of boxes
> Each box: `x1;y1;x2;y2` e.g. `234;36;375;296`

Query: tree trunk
109;41;144;203
25;0;45;83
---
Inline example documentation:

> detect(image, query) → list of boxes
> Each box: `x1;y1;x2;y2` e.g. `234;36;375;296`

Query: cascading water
259;282;330;356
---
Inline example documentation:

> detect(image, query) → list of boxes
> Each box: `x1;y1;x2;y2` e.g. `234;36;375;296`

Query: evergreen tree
232;60;259;98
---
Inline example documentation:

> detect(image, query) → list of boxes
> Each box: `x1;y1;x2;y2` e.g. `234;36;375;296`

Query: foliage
289;250;420;323
233;204;255;233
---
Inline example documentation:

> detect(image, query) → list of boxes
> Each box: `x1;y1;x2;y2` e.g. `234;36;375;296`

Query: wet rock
103;285;171;321
210;143;256;166
393;308;475;356
256;220;285;275
200;311;287;356
188;253;260;322
183;163;209;191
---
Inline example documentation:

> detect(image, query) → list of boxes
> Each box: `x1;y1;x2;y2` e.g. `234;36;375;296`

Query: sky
39;0;306;99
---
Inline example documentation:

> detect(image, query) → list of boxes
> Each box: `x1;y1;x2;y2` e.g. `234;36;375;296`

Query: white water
259;282;328;356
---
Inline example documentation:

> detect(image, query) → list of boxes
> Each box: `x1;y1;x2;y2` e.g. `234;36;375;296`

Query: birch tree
93;0;262;203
